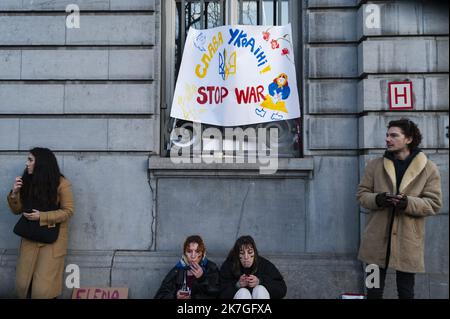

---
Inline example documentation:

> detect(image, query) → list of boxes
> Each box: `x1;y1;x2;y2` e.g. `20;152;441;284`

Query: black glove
375;192;393;208
396;194;408;210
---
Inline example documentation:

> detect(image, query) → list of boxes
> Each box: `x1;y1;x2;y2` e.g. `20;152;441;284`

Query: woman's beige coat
7;177;74;298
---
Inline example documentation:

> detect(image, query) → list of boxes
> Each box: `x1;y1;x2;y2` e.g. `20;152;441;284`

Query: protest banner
171;24;301;126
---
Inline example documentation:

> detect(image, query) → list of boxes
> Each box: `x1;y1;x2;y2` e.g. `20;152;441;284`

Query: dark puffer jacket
219;256;287;299
154;259;220;299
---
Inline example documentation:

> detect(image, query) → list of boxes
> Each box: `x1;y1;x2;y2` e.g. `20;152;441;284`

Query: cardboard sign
171;24;301;126
72;287;128;299
388;81;413;110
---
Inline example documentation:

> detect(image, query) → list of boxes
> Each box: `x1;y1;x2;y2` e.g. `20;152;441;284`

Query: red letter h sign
388;81;413;110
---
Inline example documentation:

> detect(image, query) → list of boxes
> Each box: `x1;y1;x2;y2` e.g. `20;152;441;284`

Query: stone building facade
0;0;448;298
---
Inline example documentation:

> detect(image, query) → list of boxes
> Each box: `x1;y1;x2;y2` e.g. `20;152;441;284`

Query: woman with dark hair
7;147;75;299
219;235;287;299
154;235;220;299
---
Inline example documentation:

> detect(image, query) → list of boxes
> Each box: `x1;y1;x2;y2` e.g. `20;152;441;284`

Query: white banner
171;24;301;126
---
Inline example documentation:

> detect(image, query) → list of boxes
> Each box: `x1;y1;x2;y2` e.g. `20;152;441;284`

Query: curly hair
388;118;422;150
20;147;62;210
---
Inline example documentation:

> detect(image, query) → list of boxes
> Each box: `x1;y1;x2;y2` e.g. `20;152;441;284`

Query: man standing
357;118;442;299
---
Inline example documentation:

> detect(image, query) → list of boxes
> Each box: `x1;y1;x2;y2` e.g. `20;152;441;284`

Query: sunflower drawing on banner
171;24;301;126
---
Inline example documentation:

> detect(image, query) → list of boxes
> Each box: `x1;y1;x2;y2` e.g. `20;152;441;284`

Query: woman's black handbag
13;197;61;244
13;215;60;244
13;181;60;244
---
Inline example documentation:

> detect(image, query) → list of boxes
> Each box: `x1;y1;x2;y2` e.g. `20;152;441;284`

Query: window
161;0;302;158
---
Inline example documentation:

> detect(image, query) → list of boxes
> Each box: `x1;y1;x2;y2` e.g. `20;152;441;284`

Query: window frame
160;0;303;158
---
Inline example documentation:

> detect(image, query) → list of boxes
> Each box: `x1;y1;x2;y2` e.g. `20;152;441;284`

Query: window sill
148;156;313;178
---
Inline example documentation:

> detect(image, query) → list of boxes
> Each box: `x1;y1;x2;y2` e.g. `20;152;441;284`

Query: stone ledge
112;251;363;299
148;157;314;178
1;250;447;298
